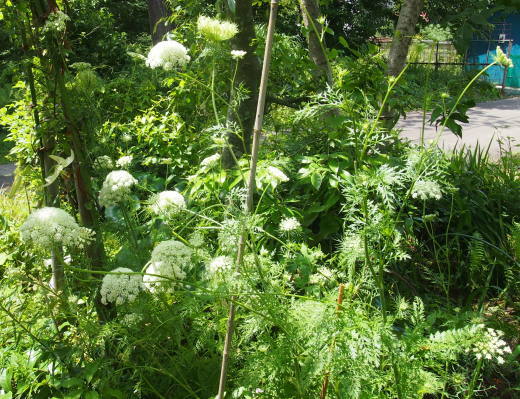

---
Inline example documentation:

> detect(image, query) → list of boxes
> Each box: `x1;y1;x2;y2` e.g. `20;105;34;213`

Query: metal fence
375;37;514;93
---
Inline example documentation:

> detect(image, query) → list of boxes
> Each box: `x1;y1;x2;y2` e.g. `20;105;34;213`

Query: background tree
387;0;423;77
148;0;171;44
222;0;262;168
299;0;333;85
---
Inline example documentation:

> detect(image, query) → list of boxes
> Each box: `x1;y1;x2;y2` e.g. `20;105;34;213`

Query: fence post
501;40;513;96
435;42;439;72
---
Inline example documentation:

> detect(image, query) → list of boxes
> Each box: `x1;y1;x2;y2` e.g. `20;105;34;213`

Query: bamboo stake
320;284;345;399
216;1;279;397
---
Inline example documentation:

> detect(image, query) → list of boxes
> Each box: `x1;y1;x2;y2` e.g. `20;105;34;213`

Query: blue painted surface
466;14;520;87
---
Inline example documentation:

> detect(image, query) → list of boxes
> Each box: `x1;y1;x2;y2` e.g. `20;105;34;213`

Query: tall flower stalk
216;1;280;397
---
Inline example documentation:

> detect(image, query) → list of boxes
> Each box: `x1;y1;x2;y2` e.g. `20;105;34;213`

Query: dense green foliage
0;1;518;398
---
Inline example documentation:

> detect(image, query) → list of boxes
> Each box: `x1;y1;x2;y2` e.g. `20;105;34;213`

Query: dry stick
320;283;345;399
216;1;279;398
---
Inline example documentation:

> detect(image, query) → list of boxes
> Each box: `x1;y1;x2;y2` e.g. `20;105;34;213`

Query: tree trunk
387;0;423;77
29;0;113;320
222;0;262;168
299;0;333;85
148;0;171;44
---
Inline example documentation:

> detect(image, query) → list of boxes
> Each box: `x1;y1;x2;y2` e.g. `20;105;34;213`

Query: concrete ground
397;97;520;158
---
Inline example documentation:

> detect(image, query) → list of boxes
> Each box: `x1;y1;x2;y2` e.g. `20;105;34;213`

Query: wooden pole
216;1;279;398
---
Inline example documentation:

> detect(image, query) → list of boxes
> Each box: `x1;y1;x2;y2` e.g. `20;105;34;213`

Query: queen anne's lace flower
146;40;191;70
309;266;335;285
143;240;192;292
411;180;442;200
267;166;289;183
197;16;238;42
42;10;70;33
218;219;241;252
189;231;204;248
208;255;234;275
20;207;94;250
98;170;138;208
231;50;247;60
100;267;143;305
116;155;133;169
94;155;113;170
149;191;186;217
472;327;511;364
279;217;301;232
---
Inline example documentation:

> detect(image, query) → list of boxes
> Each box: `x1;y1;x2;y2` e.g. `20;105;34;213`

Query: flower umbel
149;191;186;217
116;155;133;169
20;207;94;250
146;40;191;70
94;155;113;170
472;327;511;364
208;255;234;275
411;180;442;200
279;217;301;233
197;16;238;42
99;170;138;208
495;46;514;68
231;50;247;60
143;240;192;292
100;268;143;306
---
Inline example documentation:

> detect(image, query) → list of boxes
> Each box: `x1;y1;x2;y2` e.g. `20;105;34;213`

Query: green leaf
85;391;100;399
45;151;74;187
101;388;124;399
63;389;83;399
60;377;83;388
227;0;236;14
310;172;323;190
0;252;11;266
0;368;12;392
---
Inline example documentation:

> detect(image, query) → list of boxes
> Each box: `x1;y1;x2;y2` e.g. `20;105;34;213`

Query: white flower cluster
150;191;186;217
143;240;192;292
411;180;442;200
121;313;142;325
309;266;335;285
218;219;241;253
42;10;70;33
94;155;114;170
472;327;511;364
208;255;234;275
100;267;143;305
197;16;238;42
267;166;289;183
116;155;133;169
146;40;191;71
279;217;301;233
231;50;247;60
189;231;204;248
98;170;138;208
20;207;94;250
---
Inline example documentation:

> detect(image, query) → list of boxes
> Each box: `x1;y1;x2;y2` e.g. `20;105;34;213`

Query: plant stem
319;283;345;399
216;1;279;397
466;358;483;399
211;57;220;124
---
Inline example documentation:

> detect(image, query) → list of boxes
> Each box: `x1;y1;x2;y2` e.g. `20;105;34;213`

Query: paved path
397;97;520;158
0;163;15;190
